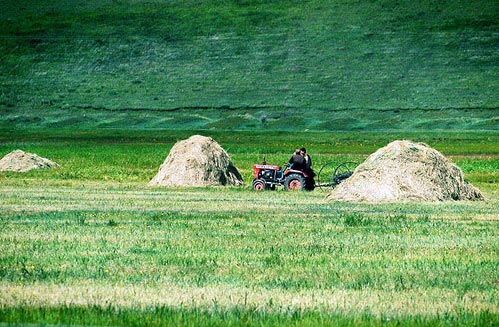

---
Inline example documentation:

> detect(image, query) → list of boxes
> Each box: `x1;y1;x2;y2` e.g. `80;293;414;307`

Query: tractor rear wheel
252;179;267;191
284;174;305;191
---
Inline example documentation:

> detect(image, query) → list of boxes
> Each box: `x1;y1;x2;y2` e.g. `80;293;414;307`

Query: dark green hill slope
1;0;498;130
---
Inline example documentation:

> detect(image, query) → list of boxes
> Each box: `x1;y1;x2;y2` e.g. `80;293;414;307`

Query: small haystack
149;135;243;187
327;140;483;202
0;149;59;172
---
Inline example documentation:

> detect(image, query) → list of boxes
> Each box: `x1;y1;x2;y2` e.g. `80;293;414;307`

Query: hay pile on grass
149;135;243;187
0;149;59;172
327;140;483;202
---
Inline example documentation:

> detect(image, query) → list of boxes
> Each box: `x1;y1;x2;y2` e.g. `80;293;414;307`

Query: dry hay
326;140;483;203
0;149;60;172
149;135;243;187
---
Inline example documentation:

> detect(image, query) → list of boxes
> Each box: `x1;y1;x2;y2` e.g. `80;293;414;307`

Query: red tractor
252;160;355;191
252;163;316;191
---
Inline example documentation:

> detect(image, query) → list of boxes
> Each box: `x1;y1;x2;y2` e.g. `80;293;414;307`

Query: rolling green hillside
1;0;498;130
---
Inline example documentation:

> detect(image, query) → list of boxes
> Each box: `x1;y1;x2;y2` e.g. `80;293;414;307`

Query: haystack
0;149;59;172
149;135;243;187
326;140;483;202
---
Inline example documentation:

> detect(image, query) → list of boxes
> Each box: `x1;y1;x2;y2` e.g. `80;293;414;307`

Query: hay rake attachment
316;161;356;191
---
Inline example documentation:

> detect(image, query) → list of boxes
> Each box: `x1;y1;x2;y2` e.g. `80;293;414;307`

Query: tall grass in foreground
0;185;498;326
2;306;498;327
0;130;498;326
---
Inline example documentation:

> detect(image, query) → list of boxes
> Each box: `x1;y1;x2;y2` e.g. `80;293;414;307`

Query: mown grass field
1;0;498;325
1;129;498;326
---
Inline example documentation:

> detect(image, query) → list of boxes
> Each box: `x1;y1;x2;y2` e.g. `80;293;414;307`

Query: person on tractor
300;147;316;178
289;149;305;170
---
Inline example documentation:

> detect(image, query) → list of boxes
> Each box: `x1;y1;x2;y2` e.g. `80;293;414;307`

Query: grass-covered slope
1;0;498;130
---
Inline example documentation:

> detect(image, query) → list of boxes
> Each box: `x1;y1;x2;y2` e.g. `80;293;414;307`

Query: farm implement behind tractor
252;161;355;191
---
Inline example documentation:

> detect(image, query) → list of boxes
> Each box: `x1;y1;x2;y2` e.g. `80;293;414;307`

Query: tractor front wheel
284;174;305;191
252;179;267;191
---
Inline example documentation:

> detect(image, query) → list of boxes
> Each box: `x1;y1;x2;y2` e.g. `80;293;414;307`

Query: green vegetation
1;129;498;184
1;0;498;130
1;130;498;326
1;0;498;324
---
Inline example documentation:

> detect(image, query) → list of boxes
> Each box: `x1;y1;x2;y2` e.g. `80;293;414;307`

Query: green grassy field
1;0;499;130
1;0;499;325
1;130;498;326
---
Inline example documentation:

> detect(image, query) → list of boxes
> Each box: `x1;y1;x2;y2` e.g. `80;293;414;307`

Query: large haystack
149;135;243;187
0;149;59;172
326;140;483;202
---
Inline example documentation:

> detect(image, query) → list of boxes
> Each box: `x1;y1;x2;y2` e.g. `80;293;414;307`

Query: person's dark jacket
303;154;312;170
289;154;305;170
